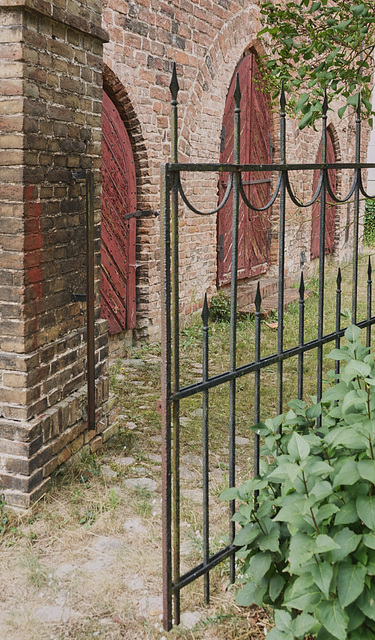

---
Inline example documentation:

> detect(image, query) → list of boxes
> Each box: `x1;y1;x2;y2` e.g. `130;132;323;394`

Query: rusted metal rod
86;170;95;430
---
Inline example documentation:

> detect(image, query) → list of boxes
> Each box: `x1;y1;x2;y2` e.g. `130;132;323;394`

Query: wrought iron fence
160;64;375;630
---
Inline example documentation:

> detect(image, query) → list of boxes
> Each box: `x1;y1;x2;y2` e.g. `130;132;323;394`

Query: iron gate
161;64;375;630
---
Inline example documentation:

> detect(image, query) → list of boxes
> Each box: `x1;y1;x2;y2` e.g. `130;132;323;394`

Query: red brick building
0;0;368;506
101;0;367;345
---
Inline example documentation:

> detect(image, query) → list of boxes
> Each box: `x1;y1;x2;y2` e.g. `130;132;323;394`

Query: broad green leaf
346;603;365;632
331;527;361;562
345;325;361;343
306;403;321;419
294;93;310;112
315;503;339;526
325;427;366;450
310;481;333;503
334;500;358;525
311;561;333;599
293;612;320;637
366;549;375;575
316;599;349;640
233;522;260;547
283;584;321;612
337;562;367;607
274;609;292;633
235;580;266;606
289;532;315;570
333;459;360;488
363;532;375;550
356;495;375;530
307;460;334;477
258;524;280;552
357;586;375;621
269;574;285;602
288;432;310;461
315;534;341;554
344;360;371;378
337;105;347;119
341;389;367;415
220;487;238;501
268;462;300;483
358;460;375;484
249;552;272;583
266;628;292;640
326;348;350;362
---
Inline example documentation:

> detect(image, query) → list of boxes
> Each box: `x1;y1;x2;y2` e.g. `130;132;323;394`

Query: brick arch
178;4;263;159
102;65;151;340
103;64;150;210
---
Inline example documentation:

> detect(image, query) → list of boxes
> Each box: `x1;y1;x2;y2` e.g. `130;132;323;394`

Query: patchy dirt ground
0;346;273;640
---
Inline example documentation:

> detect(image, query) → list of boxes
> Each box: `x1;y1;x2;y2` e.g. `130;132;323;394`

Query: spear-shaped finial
337;267;342;288
234;73;241;110
169;62;179;102
322;89;328;116
357;91;361;119
299;271;305;298
368;256;372;279
202;292;209;325
280;81;286;112
254;281;262;312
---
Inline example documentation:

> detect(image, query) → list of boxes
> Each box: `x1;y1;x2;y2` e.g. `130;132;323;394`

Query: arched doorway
310;132;336;259
101;90;137;333
217;52;272;287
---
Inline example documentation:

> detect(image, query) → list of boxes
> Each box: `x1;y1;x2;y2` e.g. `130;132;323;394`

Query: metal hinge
124;210;159;220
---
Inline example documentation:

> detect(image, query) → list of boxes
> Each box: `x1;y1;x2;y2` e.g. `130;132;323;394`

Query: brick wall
102;0;369;342
0;0;111;508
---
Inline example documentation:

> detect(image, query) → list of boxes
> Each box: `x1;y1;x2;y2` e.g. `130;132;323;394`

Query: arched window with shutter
101;90;137;333
217;53;272;287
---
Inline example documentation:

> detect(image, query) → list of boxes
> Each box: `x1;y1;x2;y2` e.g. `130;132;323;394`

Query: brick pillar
0;1;110;508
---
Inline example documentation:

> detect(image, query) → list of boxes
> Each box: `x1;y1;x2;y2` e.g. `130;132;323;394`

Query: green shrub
364;199;375;246
221;325;375;639
209;290;232;322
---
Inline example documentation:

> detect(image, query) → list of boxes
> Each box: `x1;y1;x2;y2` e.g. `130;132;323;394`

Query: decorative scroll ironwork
161;62;375;630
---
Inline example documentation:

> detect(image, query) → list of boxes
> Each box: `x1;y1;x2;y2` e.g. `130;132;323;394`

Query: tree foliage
258;0;375;128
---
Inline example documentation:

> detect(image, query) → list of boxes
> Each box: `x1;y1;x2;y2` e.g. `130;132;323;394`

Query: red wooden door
101;91;137;333
310;133;336;259
217;53;272;286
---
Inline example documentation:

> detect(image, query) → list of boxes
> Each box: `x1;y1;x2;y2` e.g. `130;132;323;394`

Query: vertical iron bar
161;164;173;631
335;268;342;382
352;95;361;325
317;93;328;421
277;85;286;416
160;165;172;631
367;257;372;348
229;74;241;584
298;273;305;401
86;170;95;430
254;283;261;478
202;294;210;604
170;63;181;626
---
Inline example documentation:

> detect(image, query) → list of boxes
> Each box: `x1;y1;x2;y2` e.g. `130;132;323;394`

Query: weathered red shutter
310;133;336;259
101;91;137;333
217;53;271;286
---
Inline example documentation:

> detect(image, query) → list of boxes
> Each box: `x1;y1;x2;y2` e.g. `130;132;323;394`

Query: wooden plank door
217;53;272;287
101;91;137;333
310;133;336;259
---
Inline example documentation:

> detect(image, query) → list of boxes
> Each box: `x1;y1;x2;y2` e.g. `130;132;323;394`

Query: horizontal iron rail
167;162;375;173
172;545;236;592
169;317;375;403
